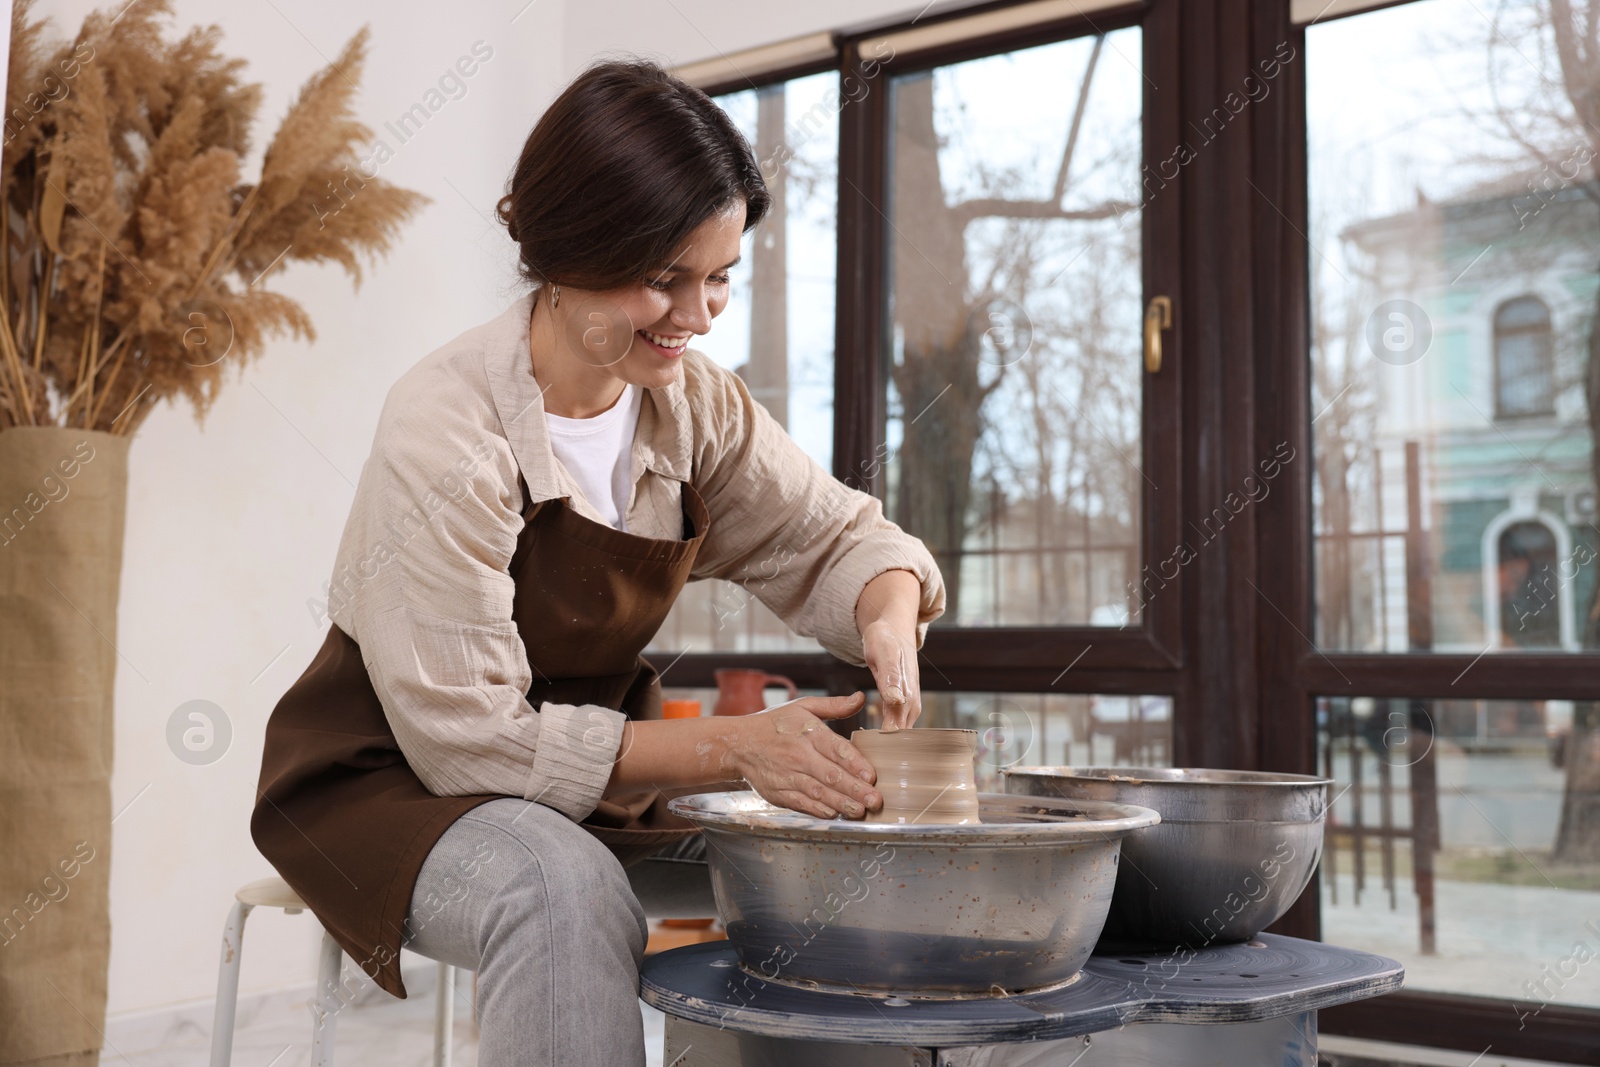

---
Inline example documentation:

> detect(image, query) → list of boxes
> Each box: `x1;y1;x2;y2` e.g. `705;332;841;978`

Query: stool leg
433;962;454;1067
207;901;254;1067
309;929;343;1067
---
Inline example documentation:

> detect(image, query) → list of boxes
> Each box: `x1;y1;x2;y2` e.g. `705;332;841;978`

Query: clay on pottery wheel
849;728;980;825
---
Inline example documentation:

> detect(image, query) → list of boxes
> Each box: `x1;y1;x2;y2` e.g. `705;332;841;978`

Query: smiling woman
495;61;768;409
250;56;945;1067
525;203;748;409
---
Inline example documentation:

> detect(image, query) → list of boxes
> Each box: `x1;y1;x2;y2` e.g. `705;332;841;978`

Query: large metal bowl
666;790;1159;997
1003;767;1329;948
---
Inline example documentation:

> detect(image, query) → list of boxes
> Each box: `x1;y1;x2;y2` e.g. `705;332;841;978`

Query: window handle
1144;295;1172;374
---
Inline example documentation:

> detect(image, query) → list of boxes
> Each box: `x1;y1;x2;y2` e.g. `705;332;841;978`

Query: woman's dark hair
496;58;771;292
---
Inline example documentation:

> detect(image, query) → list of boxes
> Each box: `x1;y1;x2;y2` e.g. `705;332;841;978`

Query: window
881;29;1146;629
660;0;1187;706
1301;0;1599;1058
647;71;840;658
656;0;1600;1059
1494;296;1555;419
1309;2;1597;658
1318;695;1596;1010
663;684;1174;789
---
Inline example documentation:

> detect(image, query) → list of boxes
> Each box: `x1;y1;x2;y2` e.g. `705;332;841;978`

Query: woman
251;58;944;1064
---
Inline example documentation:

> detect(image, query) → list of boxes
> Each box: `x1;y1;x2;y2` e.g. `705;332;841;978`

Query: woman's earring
550;284;561;309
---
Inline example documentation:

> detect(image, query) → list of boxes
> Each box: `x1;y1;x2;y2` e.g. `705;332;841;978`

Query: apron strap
517;469;553;522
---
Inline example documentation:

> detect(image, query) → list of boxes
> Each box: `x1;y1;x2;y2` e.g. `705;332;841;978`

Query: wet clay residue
851;728;980;825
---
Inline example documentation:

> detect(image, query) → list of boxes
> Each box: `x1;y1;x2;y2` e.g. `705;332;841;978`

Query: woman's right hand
727;692;882;820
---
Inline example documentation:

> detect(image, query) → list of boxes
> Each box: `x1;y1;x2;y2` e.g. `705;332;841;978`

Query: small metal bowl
1002;767;1330;948
666;790;1159;997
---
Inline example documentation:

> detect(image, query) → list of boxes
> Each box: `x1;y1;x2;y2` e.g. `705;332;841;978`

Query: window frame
1278;2;1600;1061
667;0;1600;1061
677;0;1186;699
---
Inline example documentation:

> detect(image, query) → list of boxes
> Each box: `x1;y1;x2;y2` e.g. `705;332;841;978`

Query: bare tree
887;37;1135;623
1488;0;1600;861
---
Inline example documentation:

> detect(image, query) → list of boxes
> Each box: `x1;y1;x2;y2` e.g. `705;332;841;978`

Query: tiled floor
100;993;669;1067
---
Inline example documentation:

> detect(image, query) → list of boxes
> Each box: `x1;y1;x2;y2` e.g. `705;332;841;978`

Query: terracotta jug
712;668;798;716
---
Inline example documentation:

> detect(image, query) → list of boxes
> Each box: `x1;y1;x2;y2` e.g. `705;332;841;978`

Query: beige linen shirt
323;291;945;822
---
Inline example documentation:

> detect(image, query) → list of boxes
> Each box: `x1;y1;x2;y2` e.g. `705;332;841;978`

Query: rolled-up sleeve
687;358;946;664
328;364;624;820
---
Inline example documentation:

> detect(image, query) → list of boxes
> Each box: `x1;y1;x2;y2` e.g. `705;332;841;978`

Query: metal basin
1003;767;1329;948
667;790;1159;997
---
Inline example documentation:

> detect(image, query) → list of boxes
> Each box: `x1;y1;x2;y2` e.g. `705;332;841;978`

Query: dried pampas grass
0;0;429;435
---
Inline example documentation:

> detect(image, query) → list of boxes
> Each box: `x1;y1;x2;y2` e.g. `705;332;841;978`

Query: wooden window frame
671;0;1600;1061
677;0;1185;698
1265;2;1599;1062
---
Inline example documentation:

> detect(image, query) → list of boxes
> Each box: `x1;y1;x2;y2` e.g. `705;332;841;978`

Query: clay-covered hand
862;618;923;731
729;693;883;819
855;569;925;731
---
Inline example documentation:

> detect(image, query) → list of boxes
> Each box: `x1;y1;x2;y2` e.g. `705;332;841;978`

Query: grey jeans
401;797;715;1066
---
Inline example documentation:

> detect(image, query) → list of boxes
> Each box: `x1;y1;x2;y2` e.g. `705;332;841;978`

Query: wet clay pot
850;728;980;825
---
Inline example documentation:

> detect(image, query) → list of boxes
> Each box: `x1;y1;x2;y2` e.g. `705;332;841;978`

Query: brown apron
250;477;711;999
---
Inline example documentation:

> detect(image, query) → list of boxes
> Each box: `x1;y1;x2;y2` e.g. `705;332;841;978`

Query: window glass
1308;0;1600;654
660;687;1171;794
649;72;839;657
1319;695;1600;1010
883;690;1171;792
882;29;1145;628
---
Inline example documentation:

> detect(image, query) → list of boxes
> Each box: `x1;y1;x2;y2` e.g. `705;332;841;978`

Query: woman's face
558;200;747;392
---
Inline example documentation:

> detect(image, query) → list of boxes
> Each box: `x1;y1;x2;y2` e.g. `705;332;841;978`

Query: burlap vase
0;426;129;1066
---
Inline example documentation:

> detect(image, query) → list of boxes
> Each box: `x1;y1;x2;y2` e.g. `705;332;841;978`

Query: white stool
209;875;460;1067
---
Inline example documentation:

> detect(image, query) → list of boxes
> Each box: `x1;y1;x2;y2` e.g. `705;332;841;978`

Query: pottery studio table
640;933;1403;1066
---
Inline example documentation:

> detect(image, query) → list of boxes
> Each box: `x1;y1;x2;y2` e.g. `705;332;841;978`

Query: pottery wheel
640;934;1403;1047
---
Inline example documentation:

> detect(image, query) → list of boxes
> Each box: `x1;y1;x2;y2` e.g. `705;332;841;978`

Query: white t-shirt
542;383;643;531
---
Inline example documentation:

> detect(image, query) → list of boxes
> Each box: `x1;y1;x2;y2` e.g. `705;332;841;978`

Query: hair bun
495;194;519;242
497;58;771;292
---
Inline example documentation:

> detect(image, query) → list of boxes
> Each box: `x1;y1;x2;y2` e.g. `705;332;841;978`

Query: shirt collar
481;290;694;503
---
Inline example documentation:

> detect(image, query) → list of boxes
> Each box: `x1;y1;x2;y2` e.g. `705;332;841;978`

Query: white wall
562;0;942;71
51;0;561;1019
50;0;946;1026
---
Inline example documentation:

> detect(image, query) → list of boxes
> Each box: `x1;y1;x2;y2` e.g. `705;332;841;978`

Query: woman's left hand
856;569;926;731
